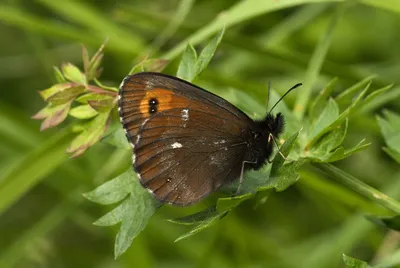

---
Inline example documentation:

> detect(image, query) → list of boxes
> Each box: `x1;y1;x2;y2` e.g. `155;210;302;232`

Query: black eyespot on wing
149;98;158;114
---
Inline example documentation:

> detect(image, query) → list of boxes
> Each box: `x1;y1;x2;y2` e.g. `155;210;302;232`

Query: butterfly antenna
268;83;302;114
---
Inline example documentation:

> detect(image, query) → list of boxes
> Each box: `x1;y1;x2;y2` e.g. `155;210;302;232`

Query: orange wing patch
139;88;174;115
119;84;192;145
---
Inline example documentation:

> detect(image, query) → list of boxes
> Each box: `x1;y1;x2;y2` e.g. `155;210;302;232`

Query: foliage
1;0;400;267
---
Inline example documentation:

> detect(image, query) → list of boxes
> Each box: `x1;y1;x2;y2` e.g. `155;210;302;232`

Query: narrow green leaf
114;185;158;258
163;0;346;61
263;131;304;191
294;6;340;119
76;92;115;104
309;77;338;122
216;192;253;213
174;211;229;243
87;41;107;81
358;84;393;113
307;81;371;149
383;147;400;164
274;158;308;191
176;44;197;82
31;102;72;131
365;214;400;231
53;66;66;83
335;75;375;105
101;126;131;150
87;98;116;112
83;169;136;205
0;131;73;215
67;111;110;157
308;98;339;144
94;196;131;226
270;130;300;177
377;111;400;153
308;119;348;161
82;44;90;76
360;0;400;15
195;27;225;76
61;62;87;84
69;104;98;119
342;254;370;268
46;85;86;105
141;59;169;73
168;206;221;225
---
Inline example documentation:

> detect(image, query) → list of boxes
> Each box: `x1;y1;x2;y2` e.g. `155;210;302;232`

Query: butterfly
118;72;301;206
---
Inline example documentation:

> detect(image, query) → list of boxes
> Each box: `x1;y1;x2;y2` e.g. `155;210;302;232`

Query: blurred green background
1;0;400;267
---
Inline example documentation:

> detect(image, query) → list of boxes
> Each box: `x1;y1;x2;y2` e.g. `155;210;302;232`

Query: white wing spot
181;109;189;121
213;139;226;145
171;142;183;149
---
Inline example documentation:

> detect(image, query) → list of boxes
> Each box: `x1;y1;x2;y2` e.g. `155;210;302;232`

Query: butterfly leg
269;133;288;160
235;160;254;195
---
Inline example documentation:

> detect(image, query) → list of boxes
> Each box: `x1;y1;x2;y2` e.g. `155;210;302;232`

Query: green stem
293;6;340;119
314;163;400;214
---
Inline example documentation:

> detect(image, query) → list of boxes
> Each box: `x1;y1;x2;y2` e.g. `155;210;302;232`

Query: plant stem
314;163;400;214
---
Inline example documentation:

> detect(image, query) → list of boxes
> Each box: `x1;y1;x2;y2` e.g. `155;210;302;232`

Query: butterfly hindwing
134;108;246;205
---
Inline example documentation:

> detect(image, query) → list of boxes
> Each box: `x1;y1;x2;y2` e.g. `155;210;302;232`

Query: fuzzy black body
244;113;284;171
118;72;285;206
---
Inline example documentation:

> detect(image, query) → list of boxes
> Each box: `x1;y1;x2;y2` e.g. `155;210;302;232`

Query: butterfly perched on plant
118;72;300;206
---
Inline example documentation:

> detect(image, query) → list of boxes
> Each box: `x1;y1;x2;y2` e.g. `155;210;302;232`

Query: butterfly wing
118;72;253;205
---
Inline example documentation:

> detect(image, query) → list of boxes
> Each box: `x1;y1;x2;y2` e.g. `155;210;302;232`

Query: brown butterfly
118;72;300;206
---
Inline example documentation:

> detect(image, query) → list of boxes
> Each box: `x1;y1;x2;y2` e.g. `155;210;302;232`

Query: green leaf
294;7;340;119
39;83;85;104
83;169;136;205
265;131;305;191
383;147;400;164
53;66;66;83
67;111;110;157
75;92;115;104
87;97;116;112
168;206;222;225
274;158;308;191
307;81;371;149
176;44;197;82
195;27;225;76
101;126;131;150
0;130;73;215
270;130;300;177
61;62;87;84
114;170;158;258
377;110;400;153
308;119;348;161
342;254;370;268
93;196;131;226
141;58;169;73
69;104;98;119
87;168;158;258
82;45;90;78
86;42;106;81
216;192;253;213
308;98;339;146
309;77;338;122
31;102;72;131
174;211;229;243
358;84;393;113
365;214;400;231
335;76;375;106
